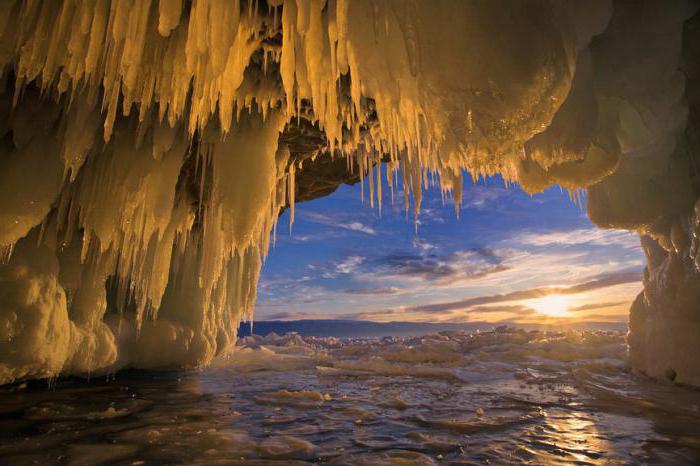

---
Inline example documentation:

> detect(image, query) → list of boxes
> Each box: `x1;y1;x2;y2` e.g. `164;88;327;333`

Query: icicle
288;161;296;233
158;0;182;37
376;156;382;216
368;152;375;209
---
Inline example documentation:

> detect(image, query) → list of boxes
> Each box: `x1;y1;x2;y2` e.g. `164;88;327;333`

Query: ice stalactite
1;0;617;203
0;0;699;384
1;101;291;380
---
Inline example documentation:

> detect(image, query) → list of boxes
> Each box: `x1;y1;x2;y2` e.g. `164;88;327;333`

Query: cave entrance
253;168;644;337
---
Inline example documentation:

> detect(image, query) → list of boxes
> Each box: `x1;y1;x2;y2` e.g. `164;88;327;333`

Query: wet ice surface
2;329;700;465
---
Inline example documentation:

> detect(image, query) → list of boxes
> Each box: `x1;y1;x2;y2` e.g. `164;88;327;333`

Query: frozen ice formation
0;0;699;384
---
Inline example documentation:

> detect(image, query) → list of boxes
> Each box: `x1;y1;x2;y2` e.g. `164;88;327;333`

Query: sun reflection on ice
529;410;612;464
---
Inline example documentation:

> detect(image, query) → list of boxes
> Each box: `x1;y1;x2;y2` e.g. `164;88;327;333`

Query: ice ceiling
1;0;699;385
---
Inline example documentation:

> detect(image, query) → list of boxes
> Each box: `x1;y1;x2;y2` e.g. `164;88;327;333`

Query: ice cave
0;0;699;389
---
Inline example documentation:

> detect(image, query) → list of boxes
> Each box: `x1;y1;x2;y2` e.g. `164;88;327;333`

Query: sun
528;294;572;318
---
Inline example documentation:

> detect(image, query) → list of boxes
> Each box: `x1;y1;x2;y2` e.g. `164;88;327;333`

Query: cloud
263;311;311;320
377;269;641;315
343;222;377;235
412;237;436;251
565;313;628;323
568;301;627;313
300;211;376;235
371;247;510;284
343;286;401;295
463;305;536;315
461;184;509;209
563;270;641;294
317;255;366;278
349;307;411;321
335;255;364;274
517;228;639;249
290;233;327;242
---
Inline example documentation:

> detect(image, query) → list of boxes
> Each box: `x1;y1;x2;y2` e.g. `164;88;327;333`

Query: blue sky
257;169;644;324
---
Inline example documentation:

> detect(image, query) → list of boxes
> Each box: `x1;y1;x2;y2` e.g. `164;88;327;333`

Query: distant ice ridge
0;0;698;384
213;329;628;383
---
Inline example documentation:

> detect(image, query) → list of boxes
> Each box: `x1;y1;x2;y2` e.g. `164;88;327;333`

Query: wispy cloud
351;269;641;321
460;304;535;315
335;255;365;274
343;286;401;295
461;185;509;209
412;237;436;251
343;222;377;235
568;301;627;313
300;211;377;235
264;311;312;320
517;228;639;249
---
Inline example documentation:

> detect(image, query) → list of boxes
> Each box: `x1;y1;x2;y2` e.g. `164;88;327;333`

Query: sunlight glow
528;294;572;318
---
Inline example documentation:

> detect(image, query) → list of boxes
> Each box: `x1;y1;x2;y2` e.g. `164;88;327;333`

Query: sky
256;168;644;324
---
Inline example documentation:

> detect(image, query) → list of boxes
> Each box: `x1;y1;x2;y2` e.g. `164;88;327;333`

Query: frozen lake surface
2;329;700;465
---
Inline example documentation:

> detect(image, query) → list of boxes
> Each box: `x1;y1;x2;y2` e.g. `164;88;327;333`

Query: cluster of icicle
0;0;695;383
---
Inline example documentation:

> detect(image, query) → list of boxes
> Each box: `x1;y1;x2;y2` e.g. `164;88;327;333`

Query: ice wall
624;7;700;387
0;0;698;384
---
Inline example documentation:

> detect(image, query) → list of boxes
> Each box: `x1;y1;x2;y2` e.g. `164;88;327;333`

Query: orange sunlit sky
257;174;643;325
